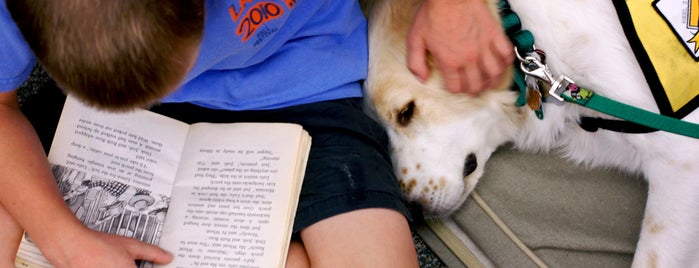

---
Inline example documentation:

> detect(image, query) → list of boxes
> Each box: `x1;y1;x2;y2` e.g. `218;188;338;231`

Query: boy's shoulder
0;1;35;91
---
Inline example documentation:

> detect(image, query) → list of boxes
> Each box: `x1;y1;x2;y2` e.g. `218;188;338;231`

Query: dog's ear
397;100;416;127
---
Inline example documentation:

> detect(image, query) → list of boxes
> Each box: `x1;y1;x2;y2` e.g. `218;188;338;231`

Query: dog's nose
463;153;477;177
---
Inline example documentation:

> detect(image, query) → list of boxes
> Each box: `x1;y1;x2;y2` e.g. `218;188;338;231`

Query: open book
15;96;311;268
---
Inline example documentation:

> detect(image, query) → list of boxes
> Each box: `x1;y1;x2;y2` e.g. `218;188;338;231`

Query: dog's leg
633;164;699;267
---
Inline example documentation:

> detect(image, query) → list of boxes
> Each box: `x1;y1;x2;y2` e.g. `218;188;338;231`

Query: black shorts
148;98;411;233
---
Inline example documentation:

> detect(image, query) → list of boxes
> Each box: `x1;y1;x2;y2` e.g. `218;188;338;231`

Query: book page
16;96;191;268
156;123;310;268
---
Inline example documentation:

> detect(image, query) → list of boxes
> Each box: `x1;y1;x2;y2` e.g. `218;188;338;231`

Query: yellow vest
615;0;699;118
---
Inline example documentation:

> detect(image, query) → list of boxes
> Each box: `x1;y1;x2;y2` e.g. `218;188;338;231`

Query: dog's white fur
363;0;699;266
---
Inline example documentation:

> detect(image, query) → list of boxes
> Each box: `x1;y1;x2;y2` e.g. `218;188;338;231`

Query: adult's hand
407;0;514;94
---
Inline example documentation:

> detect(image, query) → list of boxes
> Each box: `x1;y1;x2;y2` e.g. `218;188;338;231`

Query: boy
0;0;512;266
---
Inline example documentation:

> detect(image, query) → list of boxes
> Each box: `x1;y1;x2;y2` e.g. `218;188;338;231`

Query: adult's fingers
439;62;465;93
406;33;430;83
493;33;515;63
462;63;484;94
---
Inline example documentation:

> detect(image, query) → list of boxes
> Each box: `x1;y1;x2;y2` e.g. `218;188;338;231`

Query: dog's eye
396;100;416;127
463;153;478;177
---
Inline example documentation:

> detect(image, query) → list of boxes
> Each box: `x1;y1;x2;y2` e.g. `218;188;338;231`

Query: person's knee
285;240;310;268
300;208;418;267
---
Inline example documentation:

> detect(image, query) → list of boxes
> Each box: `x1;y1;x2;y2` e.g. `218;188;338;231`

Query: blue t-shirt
0;0;368;110
0;0;35;92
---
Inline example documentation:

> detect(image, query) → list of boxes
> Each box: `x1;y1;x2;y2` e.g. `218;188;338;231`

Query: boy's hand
0;90;172;268
43;228;173;268
407;0;514;95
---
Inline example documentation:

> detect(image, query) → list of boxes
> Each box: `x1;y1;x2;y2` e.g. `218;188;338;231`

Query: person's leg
300;208;418;267
150;98;417;267
279;98;416;267
286;240;310;268
0;204;23;266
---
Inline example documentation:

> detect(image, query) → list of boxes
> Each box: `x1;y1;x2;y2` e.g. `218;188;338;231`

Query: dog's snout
463;153;477;177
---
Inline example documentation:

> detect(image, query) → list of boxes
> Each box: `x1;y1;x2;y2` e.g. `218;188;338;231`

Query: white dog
362;0;699;266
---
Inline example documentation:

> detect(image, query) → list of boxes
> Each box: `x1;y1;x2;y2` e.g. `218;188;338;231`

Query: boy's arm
0;201;22;266
0;89;173;267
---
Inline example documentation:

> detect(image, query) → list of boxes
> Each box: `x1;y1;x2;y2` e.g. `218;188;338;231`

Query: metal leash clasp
514;47;573;102
515;47;552;84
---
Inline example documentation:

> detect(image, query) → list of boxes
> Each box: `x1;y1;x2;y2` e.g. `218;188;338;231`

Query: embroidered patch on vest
613;0;699;118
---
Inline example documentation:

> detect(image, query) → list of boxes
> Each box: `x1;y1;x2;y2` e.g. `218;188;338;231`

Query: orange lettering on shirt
284;0;296;9
236;2;283;41
229;0;255;22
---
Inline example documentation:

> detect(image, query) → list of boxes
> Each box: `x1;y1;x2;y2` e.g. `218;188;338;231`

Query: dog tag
526;87;542;111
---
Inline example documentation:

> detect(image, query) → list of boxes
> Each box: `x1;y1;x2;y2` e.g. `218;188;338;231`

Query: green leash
498;2;534;109
499;1;699;139
560;84;699;138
